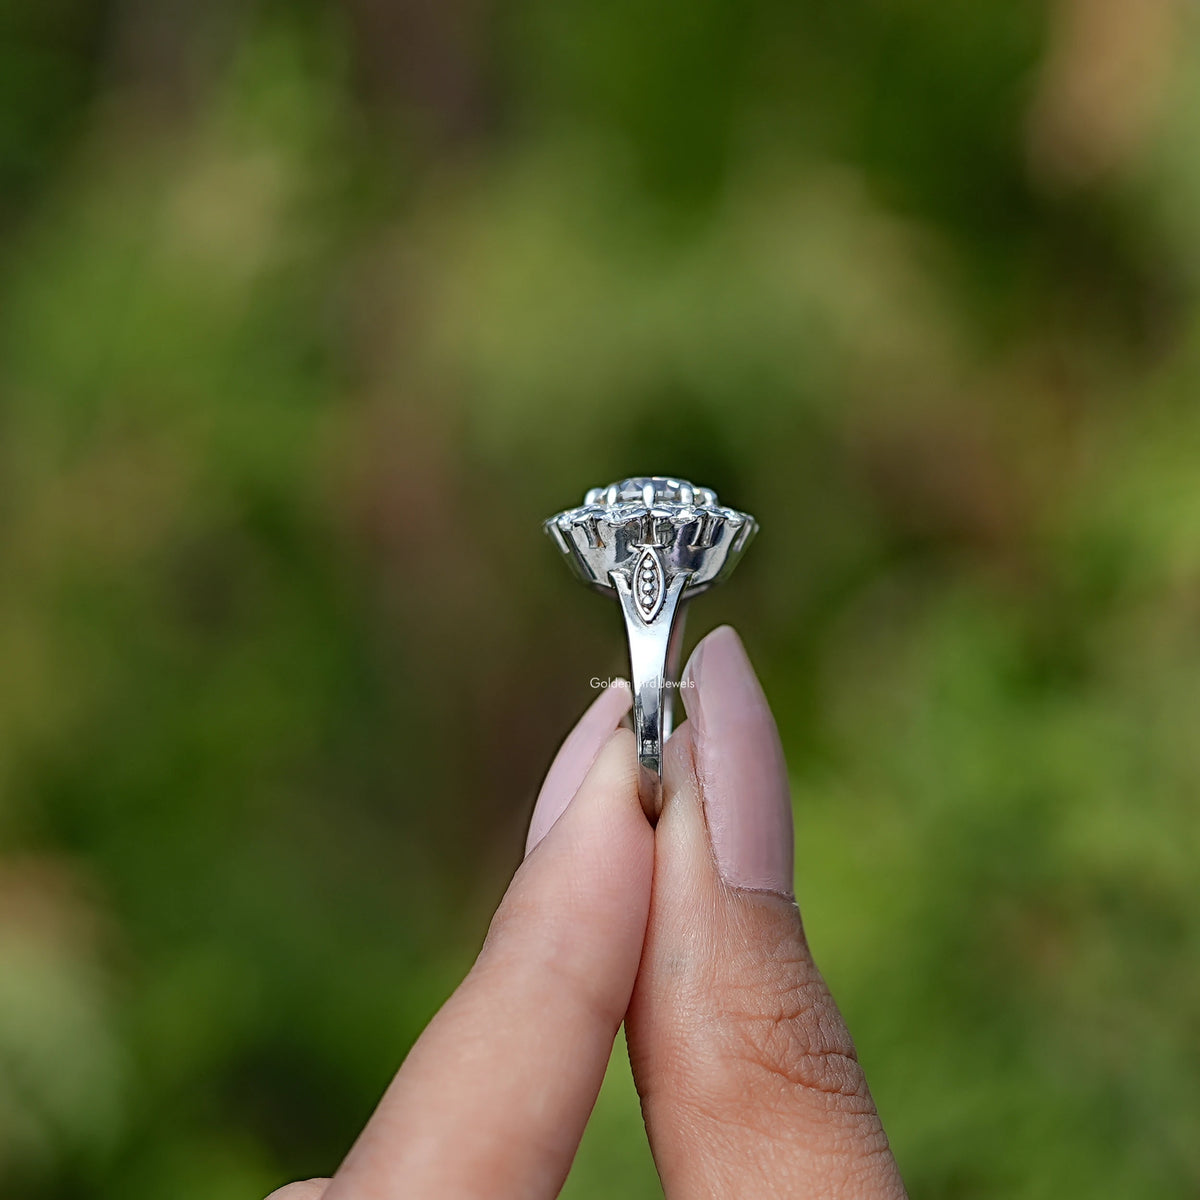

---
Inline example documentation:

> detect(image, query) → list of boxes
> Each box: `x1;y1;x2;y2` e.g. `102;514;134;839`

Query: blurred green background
2;0;1199;1196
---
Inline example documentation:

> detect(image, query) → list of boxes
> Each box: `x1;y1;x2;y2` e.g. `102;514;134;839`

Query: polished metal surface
545;476;757;818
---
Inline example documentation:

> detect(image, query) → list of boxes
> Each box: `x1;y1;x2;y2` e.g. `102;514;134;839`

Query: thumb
626;626;906;1199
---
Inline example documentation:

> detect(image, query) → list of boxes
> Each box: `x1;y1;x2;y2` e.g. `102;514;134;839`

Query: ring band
613;554;689;814
545;477;757;818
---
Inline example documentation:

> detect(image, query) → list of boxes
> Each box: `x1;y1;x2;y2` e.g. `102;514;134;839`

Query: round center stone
584;477;716;508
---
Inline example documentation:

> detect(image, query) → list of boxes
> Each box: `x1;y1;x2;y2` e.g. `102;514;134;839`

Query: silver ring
545;476;757;818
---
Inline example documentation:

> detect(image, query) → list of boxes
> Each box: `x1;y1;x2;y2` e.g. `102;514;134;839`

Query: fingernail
680;626;794;896
525;681;632;855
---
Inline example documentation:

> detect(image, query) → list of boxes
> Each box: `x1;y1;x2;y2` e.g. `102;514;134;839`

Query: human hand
268;626;907;1199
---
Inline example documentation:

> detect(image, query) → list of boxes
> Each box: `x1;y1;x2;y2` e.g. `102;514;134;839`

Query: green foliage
1;1;1199;1195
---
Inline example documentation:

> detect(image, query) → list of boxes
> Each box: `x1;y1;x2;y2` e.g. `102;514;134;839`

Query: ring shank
612;571;689;820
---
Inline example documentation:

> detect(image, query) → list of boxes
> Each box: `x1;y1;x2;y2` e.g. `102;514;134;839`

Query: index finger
324;699;651;1199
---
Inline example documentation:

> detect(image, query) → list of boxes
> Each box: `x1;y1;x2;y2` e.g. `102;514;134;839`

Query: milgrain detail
633;548;665;623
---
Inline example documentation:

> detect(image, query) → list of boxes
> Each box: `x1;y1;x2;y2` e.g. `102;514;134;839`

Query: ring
545;476;758;818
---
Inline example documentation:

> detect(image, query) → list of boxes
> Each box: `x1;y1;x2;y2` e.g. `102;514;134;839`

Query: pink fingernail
525;681;632;855
680;626;794;896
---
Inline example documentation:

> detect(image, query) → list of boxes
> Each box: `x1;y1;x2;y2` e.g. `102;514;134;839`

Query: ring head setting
544;476;757;614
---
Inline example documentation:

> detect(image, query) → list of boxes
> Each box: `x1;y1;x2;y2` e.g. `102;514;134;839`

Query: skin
267;629;907;1199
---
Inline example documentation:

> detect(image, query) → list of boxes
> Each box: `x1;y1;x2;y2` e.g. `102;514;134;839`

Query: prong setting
543;476;757;606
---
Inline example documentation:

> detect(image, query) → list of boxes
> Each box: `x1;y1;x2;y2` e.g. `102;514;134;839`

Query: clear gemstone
592;477;714;508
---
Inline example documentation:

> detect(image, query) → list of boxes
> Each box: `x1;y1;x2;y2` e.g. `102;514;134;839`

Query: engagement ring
544;477;757;818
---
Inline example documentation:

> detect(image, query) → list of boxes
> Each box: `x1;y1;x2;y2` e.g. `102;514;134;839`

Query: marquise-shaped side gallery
634;548;665;624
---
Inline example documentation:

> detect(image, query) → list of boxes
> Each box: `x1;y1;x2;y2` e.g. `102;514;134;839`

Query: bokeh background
2;0;1200;1196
